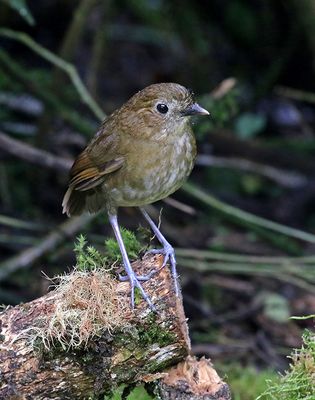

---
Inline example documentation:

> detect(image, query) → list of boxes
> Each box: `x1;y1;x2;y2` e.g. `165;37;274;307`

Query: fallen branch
196;154;307;189
0;255;230;399
0;214;95;281
0;131;72;173
210;129;315;175
274;85;315;105
183;182;315;244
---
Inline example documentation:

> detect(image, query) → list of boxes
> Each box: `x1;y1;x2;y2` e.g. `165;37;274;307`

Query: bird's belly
107;135;195;207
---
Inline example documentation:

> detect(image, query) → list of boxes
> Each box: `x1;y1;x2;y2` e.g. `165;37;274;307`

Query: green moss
115;326;139;351
105;228;143;263
112;317;178;380
114;314;175;352
74;230;144;272
257;329;315;400
74;234;109;271
140;324;175;347
137;315;175;348
81;352;95;363
134;287;142;306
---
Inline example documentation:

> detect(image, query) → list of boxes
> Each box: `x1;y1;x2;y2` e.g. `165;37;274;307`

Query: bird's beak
181;103;210;116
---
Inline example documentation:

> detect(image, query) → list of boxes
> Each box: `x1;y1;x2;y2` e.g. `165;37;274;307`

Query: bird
62;82;209;310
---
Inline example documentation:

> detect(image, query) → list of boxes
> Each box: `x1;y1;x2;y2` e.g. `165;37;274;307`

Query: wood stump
0;254;230;399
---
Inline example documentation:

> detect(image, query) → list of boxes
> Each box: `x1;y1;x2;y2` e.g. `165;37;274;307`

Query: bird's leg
108;212;156;311
139;207;180;296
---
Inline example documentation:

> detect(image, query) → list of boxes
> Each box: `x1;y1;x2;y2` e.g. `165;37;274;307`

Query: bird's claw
130;275;157;312
118;269;157;282
146;243;175;268
119;270;157;312
145;244;179;295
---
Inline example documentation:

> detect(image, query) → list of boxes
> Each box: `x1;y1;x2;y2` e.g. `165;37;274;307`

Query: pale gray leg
108;212;156;311
139;207;179;296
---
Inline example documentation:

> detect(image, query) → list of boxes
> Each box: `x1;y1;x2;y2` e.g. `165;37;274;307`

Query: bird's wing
69;128;125;192
69;152;124;191
62;121;125;216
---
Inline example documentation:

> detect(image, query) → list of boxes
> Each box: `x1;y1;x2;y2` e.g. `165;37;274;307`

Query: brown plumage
62;83;209;310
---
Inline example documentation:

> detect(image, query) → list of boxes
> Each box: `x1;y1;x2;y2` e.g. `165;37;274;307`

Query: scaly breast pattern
106;127;196;207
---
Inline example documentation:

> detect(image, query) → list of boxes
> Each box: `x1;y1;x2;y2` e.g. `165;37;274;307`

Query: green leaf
104;385;126;400
234;112;266;139
127;386;154;400
261;292;290;323
241;174;263;195
104;385;153;400
2;0;35;25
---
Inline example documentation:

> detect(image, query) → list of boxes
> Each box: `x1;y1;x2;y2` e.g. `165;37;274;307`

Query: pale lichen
28;267;129;351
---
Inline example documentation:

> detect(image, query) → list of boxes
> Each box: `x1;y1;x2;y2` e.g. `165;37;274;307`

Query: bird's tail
62;186;105;217
62;186;86;217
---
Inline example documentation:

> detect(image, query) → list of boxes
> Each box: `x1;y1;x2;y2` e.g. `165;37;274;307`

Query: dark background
1;1;315;398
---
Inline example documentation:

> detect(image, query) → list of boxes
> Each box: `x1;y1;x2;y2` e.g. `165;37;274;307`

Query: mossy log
0;254;230;400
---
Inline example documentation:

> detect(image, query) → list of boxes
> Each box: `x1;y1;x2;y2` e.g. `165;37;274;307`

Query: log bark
0;254;230;400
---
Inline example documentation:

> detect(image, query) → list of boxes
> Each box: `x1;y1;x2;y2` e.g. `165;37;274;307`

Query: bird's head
116;83;209;141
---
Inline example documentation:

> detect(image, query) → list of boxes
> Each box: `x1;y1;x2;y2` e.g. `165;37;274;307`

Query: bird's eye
156;103;168;114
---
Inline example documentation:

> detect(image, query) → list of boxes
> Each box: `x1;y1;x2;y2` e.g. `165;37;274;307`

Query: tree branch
183;182;315;244
0;214;95;281
0;28;105;121
0;131;72;173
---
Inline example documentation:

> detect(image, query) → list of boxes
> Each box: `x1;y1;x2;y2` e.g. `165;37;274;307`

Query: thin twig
0;131;72;172
176;258;315;279
196;154;307;189
209;129;315;175
163;197;196;215
52;0;100;102
177;258;315;293
0;233;38;247
210;77;237;99
0;214;46;231
275;85;315;105
175;248;315;264
0;49;94;134
183;182;315;244
86;1;111;97
0;28;105;121
58;0;99;62
0;214;95;281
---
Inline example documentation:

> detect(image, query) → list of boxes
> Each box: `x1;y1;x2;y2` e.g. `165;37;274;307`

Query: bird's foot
108;213;156;311
118;269;157;282
119;270;156;312
146;243;179;296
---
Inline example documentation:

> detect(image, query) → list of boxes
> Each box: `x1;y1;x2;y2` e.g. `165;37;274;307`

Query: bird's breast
106;129;196;207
